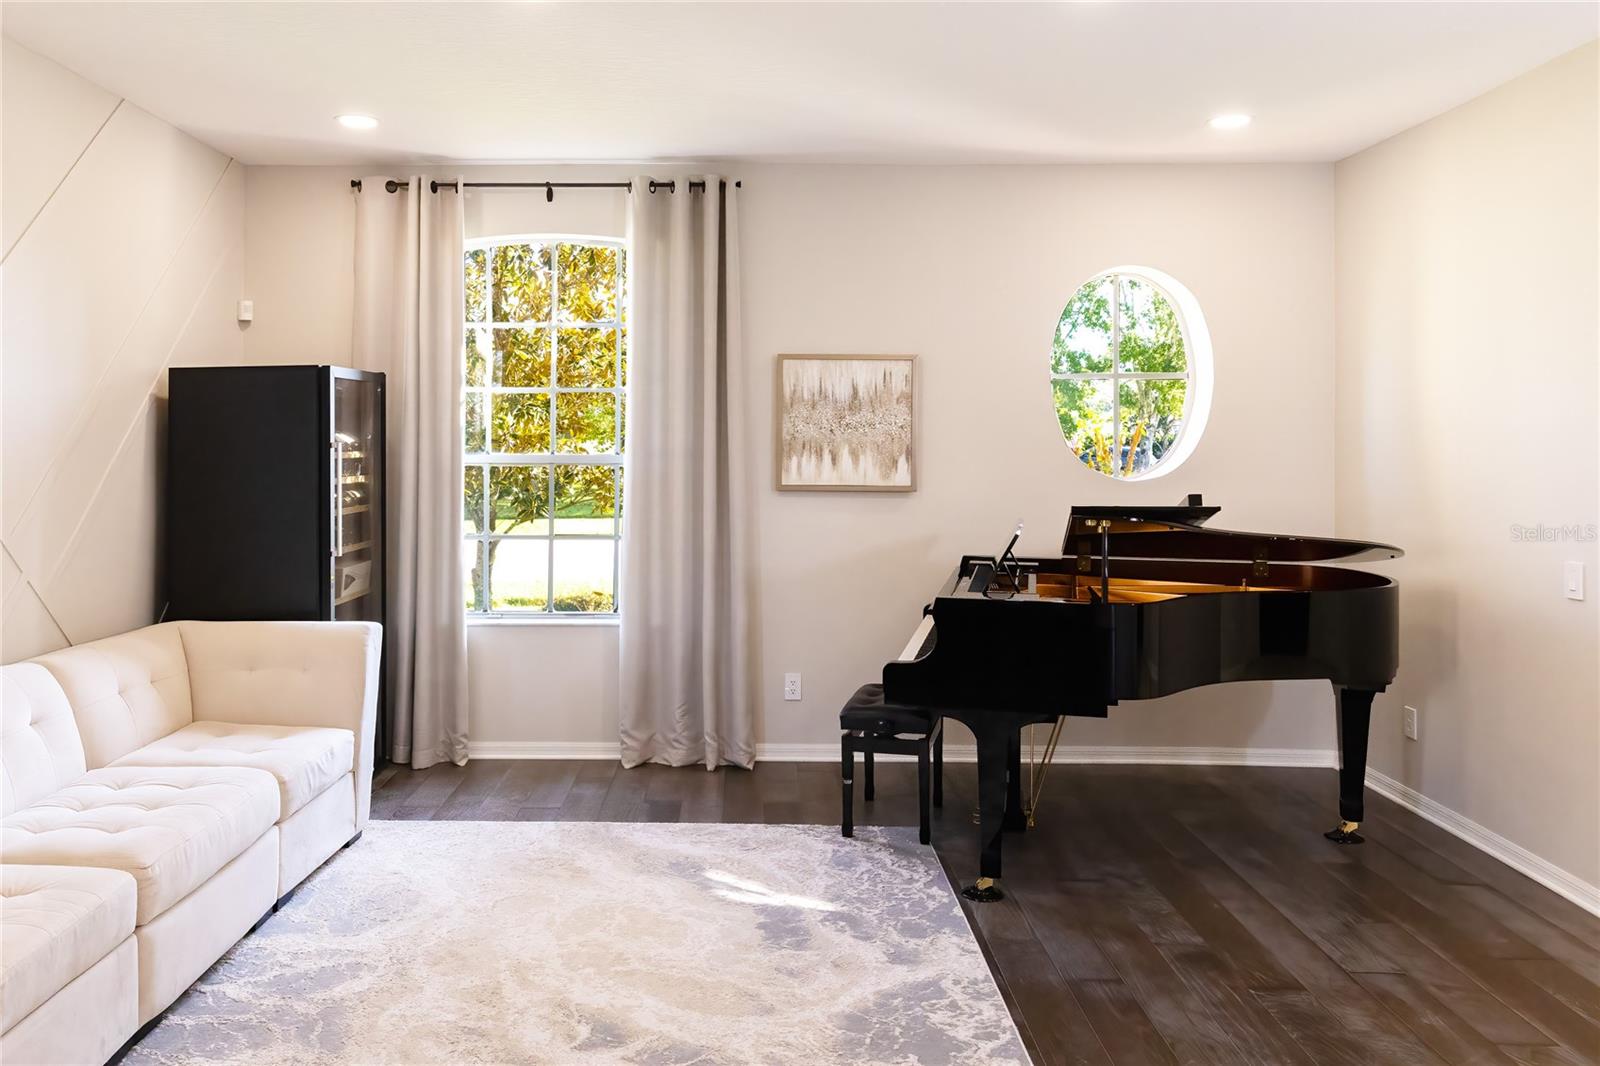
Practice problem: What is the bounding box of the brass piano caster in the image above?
[962,877,1005,903]
[1323,820,1364,845]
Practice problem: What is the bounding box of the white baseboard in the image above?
[466,741,1338,767]
[467,741,623,760]
[749,743,1339,767]
[1364,768,1600,917]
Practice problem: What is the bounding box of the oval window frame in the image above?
[1049,265,1213,481]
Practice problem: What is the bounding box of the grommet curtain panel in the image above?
[620,176,756,769]
[353,176,469,769]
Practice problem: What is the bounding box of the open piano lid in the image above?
[1062,495,1404,564]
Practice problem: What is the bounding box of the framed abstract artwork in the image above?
[775,354,916,492]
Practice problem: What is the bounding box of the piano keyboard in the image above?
[898,614,936,662]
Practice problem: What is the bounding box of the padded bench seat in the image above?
[840,682,937,735]
[0,765,280,924]
[112,721,354,817]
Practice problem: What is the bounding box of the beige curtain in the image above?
[352,176,468,768]
[620,177,755,769]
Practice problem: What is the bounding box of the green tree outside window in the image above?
[1051,272,1191,478]
[463,238,626,614]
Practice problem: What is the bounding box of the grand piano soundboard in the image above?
[881,496,1402,901]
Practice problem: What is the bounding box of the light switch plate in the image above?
[1565,561,1585,601]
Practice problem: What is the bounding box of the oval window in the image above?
[1049,267,1211,480]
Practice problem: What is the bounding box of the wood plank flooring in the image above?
[371,760,1600,1066]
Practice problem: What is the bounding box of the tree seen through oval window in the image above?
[1051,272,1191,479]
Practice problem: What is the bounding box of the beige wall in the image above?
[243,161,1339,754]
[1,37,246,662]
[1335,43,1600,887]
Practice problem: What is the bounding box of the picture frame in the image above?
[775,354,916,492]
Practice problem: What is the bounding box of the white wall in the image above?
[1,37,246,662]
[1336,43,1599,888]
[242,161,1339,754]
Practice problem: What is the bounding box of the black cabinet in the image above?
[167,364,387,685]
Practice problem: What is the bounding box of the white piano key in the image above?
[898,614,935,661]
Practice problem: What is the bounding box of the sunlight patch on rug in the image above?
[125,821,1030,1065]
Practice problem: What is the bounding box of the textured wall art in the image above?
[776,355,916,491]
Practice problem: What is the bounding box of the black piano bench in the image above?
[840,683,944,845]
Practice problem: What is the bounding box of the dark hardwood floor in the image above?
[371,759,1600,1066]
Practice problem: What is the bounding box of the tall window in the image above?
[462,237,626,616]
[1050,268,1209,480]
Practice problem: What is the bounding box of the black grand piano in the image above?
[881,496,1402,901]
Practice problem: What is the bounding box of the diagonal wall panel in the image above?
[1,548,24,612]
[7,160,244,587]
[33,234,246,643]
[2,47,244,662]
[0,579,69,662]
[1,37,120,258]
[2,101,229,533]
[39,405,166,643]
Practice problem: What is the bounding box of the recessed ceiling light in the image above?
[337,114,378,131]
[1209,113,1251,131]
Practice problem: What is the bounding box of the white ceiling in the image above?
[2,2,1595,166]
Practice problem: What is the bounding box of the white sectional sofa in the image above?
[0,620,381,1065]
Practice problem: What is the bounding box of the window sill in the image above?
[467,615,619,628]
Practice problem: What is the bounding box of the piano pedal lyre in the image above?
[1323,819,1364,845]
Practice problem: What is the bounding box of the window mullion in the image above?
[547,243,559,614]
[546,462,556,614]
[1111,275,1122,475]
[1053,372,1186,382]
[479,463,490,612]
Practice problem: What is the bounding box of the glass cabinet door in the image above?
[332,373,384,624]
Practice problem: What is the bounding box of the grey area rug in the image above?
[125,821,1030,1065]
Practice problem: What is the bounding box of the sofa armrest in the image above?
[177,620,381,826]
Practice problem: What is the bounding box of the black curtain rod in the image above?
[349,178,739,200]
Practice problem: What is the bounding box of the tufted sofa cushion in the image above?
[179,620,382,826]
[0,766,279,925]
[32,623,193,770]
[0,665,87,817]
[111,722,354,817]
[0,865,136,1033]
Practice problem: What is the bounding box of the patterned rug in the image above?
[124,821,1030,1065]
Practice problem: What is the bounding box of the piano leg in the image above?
[1004,730,1026,832]
[1325,686,1375,845]
[962,717,1013,902]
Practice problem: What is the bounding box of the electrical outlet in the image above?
[1403,705,1419,741]
[783,672,802,701]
